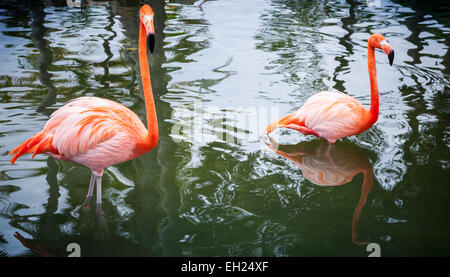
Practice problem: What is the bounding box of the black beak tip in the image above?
[388,50,394,66]
[147,33,155,54]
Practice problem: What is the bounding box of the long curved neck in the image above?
[139,21,158,150]
[367,45,379,126]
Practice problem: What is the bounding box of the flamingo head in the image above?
[140,5,155,53]
[369,33,394,66]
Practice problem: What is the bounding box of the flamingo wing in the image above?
[295,91,368,143]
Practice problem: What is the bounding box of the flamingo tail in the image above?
[9,132,56,164]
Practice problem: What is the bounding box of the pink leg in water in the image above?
[95,174,104,216]
[82,173,95,209]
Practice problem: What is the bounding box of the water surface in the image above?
[0,0,449,257]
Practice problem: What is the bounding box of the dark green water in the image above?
[0,0,449,257]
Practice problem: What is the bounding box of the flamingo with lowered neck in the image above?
[265,33,394,144]
[9,5,159,214]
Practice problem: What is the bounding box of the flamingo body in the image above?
[291,91,369,144]
[10,97,148,174]
[266,33,394,144]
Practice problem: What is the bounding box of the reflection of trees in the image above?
[331,0,357,93]
[0,0,46,105]
[397,0,450,199]
[0,0,60,256]
[163,1,235,96]
[95,7,117,90]
[392,0,450,255]
[29,1,57,115]
[254,0,329,92]
[396,0,450,75]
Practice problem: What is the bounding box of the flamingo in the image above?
[9,4,158,214]
[265,33,394,144]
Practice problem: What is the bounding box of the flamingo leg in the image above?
[324,143,332,157]
[82,173,96,209]
[96,174,104,215]
[87,172,95,197]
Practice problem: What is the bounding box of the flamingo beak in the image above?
[380,40,394,66]
[388,50,394,66]
[142,15,155,53]
[147,32,155,54]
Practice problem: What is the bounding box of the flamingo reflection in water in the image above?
[13,227,151,257]
[264,138,373,245]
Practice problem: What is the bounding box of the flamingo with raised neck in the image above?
[9,4,159,214]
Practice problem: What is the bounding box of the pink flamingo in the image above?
[9,5,158,213]
[265,33,394,144]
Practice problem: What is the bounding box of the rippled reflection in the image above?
[264,138,374,245]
